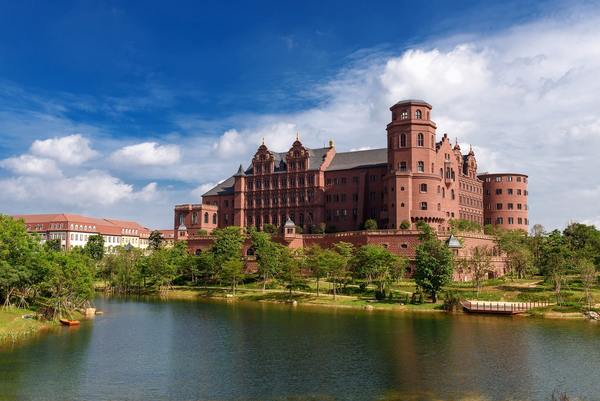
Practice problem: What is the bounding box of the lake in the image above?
[1,296,599,401]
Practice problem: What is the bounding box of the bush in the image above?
[363,219,378,231]
[442,291,463,312]
[197,229,208,236]
[399,220,411,230]
[262,224,277,234]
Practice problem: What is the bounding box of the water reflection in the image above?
[0,297,599,401]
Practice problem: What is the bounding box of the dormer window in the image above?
[415,110,422,119]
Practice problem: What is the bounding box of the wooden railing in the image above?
[461,300,550,313]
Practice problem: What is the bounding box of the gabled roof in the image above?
[326,148,387,171]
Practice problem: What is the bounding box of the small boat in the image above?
[59,318,80,326]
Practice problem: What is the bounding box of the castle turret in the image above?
[233,164,247,227]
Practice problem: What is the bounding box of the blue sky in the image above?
[1,0,599,229]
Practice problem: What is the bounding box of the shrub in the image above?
[399,220,411,230]
[364,219,378,231]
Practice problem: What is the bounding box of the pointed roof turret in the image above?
[453,137,461,151]
[234,164,246,177]
[468,144,475,156]
[446,235,462,249]
[284,216,296,228]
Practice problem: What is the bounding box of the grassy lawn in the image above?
[0,307,51,345]
[167,274,599,317]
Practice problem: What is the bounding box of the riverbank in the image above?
[0,308,52,345]
[162,285,444,313]
[159,278,598,320]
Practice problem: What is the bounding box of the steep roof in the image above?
[326,148,387,171]
[202,175,236,197]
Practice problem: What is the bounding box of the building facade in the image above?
[174,100,528,236]
[14,213,151,251]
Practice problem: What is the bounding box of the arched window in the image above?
[417,133,424,147]
[415,110,422,119]
[204,212,209,224]
[417,161,424,172]
[400,134,406,147]
[420,183,427,192]
[212,213,217,224]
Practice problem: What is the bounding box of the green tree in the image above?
[39,250,95,319]
[579,258,596,310]
[497,228,533,278]
[278,247,306,299]
[306,246,328,296]
[540,230,571,304]
[414,236,454,303]
[352,244,405,298]
[399,220,411,230]
[249,229,281,291]
[363,219,378,231]
[220,258,244,295]
[0,216,44,307]
[211,227,244,267]
[149,230,163,251]
[44,239,62,252]
[84,234,105,261]
[147,248,178,293]
[449,219,482,233]
[463,246,492,296]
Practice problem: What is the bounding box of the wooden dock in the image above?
[460,300,550,315]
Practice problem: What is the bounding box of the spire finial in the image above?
[262,137,265,145]
[296,131,300,141]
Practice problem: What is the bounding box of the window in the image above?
[204,212,209,224]
[420,183,427,192]
[417,133,424,147]
[495,176,502,182]
[508,189,513,195]
[212,214,217,224]
[401,110,408,119]
[517,203,522,210]
[508,203,514,210]
[399,161,407,171]
[417,161,424,172]
[451,190,455,200]
[192,212,198,224]
[496,203,503,210]
[508,217,514,224]
[517,189,522,195]
[420,202,428,210]
[495,188,502,195]
[416,110,422,119]
[400,134,406,147]
[518,217,523,224]
[496,217,504,224]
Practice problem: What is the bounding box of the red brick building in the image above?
[175,100,528,236]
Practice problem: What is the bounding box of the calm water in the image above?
[1,297,600,401]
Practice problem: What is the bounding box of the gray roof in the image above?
[202,175,236,197]
[393,99,432,108]
[326,148,387,171]
[202,147,389,198]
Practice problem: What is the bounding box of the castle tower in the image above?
[233,164,247,227]
[385,100,442,229]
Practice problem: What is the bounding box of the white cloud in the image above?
[0,154,62,177]
[0,170,158,206]
[111,142,181,166]
[212,129,247,158]
[30,134,98,165]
